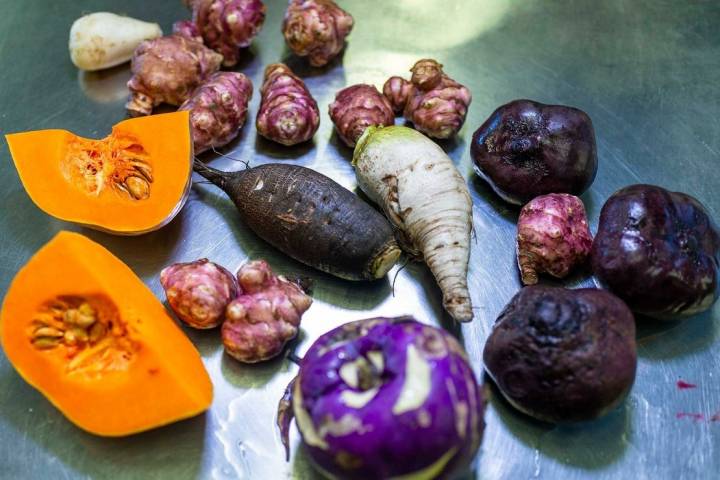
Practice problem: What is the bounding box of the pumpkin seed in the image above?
[32,337,61,349]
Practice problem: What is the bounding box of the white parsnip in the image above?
[352,126,474,322]
[69,12,162,71]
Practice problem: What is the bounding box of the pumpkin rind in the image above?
[0,231,213,436]
[5,112,193,235]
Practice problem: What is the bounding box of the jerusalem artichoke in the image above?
[190,0,266,67]
[353,126,474,322]
[517,194,593,285]
[256,63,320,146]
[69,12,162,71]
[172,19,202,42]
[178,71,253,154]
[125,35,222,117]
[282,0,354,67]
[222,260,312,363]
[382,59,471,139]
[160,258,239,329]
[328,84,394,147]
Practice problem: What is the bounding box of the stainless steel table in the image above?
[1,1,718,478]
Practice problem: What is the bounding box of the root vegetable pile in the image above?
[193,161,401,280]
[178,71,253,153]
[185,0,266,67]
[282,0,354,67]
[516,193,593,285]
[329,84,394,147]
[160,258,312,363]
[256,63,320,146]
[353,126,474,322]
[159,258,238,329]
[69,12,162,71]
[383,59,472,139]
[471,99,598,205]
[277,316,484,478]
[483,286,637,423]
[125,34,222,116]
[592,184,720,319]
[222,260,312,363]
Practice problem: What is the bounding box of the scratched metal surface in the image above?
[0,0,719,478]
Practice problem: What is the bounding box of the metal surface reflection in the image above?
[0,0,718,479]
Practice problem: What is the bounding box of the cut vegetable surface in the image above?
[0,231,213,436]
[193,161,400,280]
[353,126,474,321]
[277,316,485,479]
[5,112,193,235]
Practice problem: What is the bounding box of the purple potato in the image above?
[483,286,636,423]
[277,316,484,479]
[471,99,598,205]
[592,184,719,319]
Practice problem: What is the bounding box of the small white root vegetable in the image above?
[353,125,474,322]
[69,12,162,71]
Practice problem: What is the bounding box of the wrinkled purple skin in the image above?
[172,19,202,42]
[328,84,394,147]
[256,63,320,146]
[471,99,598,205]
[222,259,312,363]
[192,0,266,67]
[591,184,720,319]
[178,71,253,154]
[517,193,593,285]
[483,286,637,423]
[278,316,484,479]
[159,258,238,329]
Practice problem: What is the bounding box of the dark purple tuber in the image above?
[483,286,637,423]
[471,99,598,205]
[591,184,719,319]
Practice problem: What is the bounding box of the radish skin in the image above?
[69,13,162,71]
[353,126,474,321]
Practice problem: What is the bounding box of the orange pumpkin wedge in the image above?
[0,231,213,436]
[5,111,192,235]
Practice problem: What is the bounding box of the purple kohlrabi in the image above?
[277,316,484,479]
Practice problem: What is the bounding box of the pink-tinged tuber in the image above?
[517,193,593,285]
[382,76,412,114]
[328,84,394,147]
[125,35,222,116]
[178,71,253,154]
[256,63,320,146]
[160,258,239,329]
[382,59,472,139]
[172,19,202,42]
[282,0,354,67]
[222,260,312,363]
[190,0,266,67]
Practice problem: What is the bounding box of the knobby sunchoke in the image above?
[172,19,202,42]
[160,258,239,329]
[125,34,222,116]
[517,193,593,285]
[382,59,472,139]
[256,63,320,146]
[222,260,312,363]
[178,71,253,154]
[191,0,266,67]
[282,0,354,67]
[329,84,394,147]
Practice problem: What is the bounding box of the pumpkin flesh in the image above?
[0,231,213,436]
[5,111,192,234]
